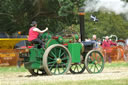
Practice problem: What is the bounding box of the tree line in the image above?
[0,0,128,39]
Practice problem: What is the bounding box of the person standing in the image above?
[102,36,116,63]
[92,35,97,41]
[91,35,99,49]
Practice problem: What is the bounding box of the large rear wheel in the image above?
[43,44,71,75]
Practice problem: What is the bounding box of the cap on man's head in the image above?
[31,21,37,26]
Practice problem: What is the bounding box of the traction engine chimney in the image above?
[79,8,85,41]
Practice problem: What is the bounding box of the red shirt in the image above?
[28,27,39,41]
[102,40,116,49]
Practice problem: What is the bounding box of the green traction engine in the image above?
[19,32,104,75]
[19,10,104,75]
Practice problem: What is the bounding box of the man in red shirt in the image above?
[28,21,48,47]
[102,36,116,63]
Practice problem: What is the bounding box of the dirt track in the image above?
[0,67,128,85]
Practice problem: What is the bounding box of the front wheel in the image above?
[85,50,104,73]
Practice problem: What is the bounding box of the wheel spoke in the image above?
[89,56,95,63]
[61,62,67,65]
[51,51,57,58]
[54,48,57,56]
[60,52,65,58]
[88,58,95,64]
[89,64,94,70]
[54,65,57,74]
[58,65,60,74]
[48,61,56,65]
[97,55,100,59]
[59,48,62,58]
[92,55,96,61]
[61,62,68,67]
[36,70,39,74]
[92,61,95,64]
[49,63,55,70]
[62,57,68,60]
[48,56,55,60]
[97,63,102,67]
[94,66,96,72]
[76,65,79,72]
[94,53,96,60]
[60,63,65,69]
[92,53,96,61]
[74,65,77,71]
[97,56,100,62]
[79,64,83,69]
[62,64,65,71]
[95,65,99,72]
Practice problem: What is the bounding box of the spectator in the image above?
[125,38,128,46]
[92,34,97,41]
[91,35,99,49]
[102,36,116,63]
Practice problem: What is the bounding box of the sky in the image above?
[85,0,128,15]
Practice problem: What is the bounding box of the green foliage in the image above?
[58,0,85,16]
[0,0,85,34]
[84,12,128,39]
[0,0,128,39]
[0,0,32,33]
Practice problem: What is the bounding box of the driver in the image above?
[28,21,48,46]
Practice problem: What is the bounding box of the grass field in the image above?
[0,62,128,85]
[0,66,27,73]
[105,61,128,68]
